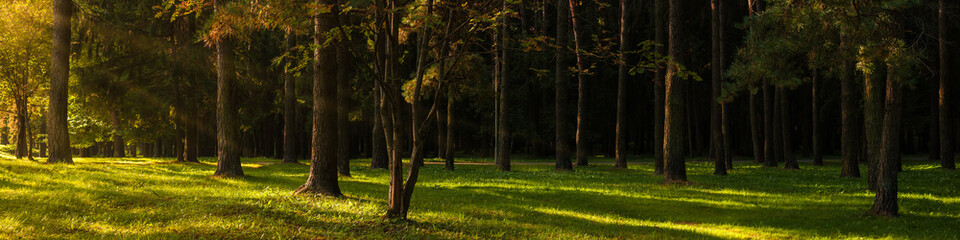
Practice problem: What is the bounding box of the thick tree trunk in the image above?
[812,72,823,165]
[48,0,73,164]
[555,0,572,171]
[781,89,799,169]
[663,0,687,182]
[613,0,628,169]
[653,0,666,175]
[570,0,588,167]
[213,25,243,176]
[939,0,955,169]
[295,0,342,196]
[183,106,199,162]
[870,66,902,217]
[841,67,861,177]
[762,81,776,167]
[864,72,884,191]
[710,0,726,175]
[496,0,512,171]
[15,98,28,159]
[283,29,299,164]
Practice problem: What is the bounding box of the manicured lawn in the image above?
[0,155,957,239]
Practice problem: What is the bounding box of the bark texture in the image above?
[48,0,73,164]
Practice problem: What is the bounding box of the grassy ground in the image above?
[0,154,957,239]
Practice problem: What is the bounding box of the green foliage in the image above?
[0,156,957,239]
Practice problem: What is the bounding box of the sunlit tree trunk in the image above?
[496,0,512,171]
[614,0,628,169]
[48,0,73,164]
[295,0,342,195]
[570,0,588,166]
[213,0,244,177]
[663,0,687,182]
[15,97,28,159]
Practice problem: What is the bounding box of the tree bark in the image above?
[939,0,955,170]
[781,88,799,169]
[295,0,342,196]
[15,97,28,159]
[773,87,784,164]
[212,0,244,177]
[710,0,726,175]
[840,67,861,177]
[870,66,902,217]
[763,81,776,167]
[48,0,73,164]
[496,0,512,171]
[555,0,572,171]
[337,17,354,176]
[445,84,455,171]
[663,0,687,182]
[614,0,628,169]
[653,0,666,175]
[570,0,588,167]
[750,93,762,163]
[864,71,884,191]
[112,108,125,158]
[283,29,299,164]
[812,72,823,165]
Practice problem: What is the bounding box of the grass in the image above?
[0,153,958,239]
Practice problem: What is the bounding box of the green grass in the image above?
[0,154,958,239]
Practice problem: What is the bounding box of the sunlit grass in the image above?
[0,154,957,239]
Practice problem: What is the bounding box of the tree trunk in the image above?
[763,81,776,167]
[841,66,861,177]
[48,0,73,164]
[39,114,47,158]
[749,93,762,163]
[570,0,588,167]
[864,71,884,191]
[663,0,687,182]
[710,0,726,175]
[445,84,455,171]
[653,0,666,176]
[496,0,512,171]
[337,19,354,176]
[870,65,902,217]
[614,0,628,169]
[15,97,28,159]
[939,0,955,169]
[283,29,299,164]
[555,0,572,171]
[212,0,244,176]
[371,83,388,169]
[295,0,342,196]
[812,72,823,165]
[781,88,799,169]
[773,88,784,164]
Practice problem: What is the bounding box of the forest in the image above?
[0,0,958,238]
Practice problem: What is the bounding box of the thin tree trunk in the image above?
[763,81,776,167]
[939,0,955,169]
[614,0,628,169]
[841,65,861,177]
[337,16,354,176]
[112,108,125,157]
[555,0,572,171]
[48,0,73,164]
[663,0,687,182]
[653,0,666,175]
[812,72,823,165]
[283,29,299,164]
[773,88,783,164]
[782,89,798,169]
[496,0,512,171]
[295,0,342,195]
[710,0,726,175]
[570,0,588,166]
[15,98,28,159]
[445,84,455,171]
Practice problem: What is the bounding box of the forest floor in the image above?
[0,154,958,239]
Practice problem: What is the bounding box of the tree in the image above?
[812,71,823,165]
[939,0,955,170]
[663,0,686,182]
[840,65,860,177]
[570,0,588,167]
[48,0,73,164]
[555,0,573,171]
[614,0,628,169]
[710,0,726,175]
[870,61,903,216]
[652,0,665,175]
[496,0,511,172]
[295,0,342,196]
[213,0,244,177]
